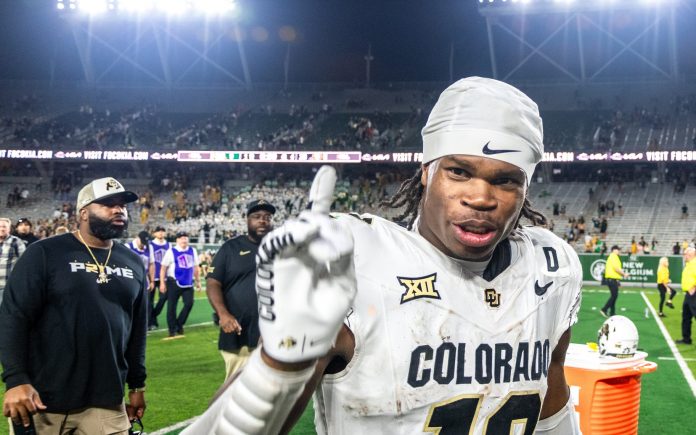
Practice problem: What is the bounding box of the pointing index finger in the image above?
[308,166,336,215]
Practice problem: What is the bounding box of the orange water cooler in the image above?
[563,343,657,435]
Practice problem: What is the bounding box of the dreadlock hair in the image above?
[379,167,424,230]
[515,197,548,228]
[380,167,549,230]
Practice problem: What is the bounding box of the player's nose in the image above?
[458,179,496,211]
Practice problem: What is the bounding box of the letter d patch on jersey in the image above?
[398,273,440,304]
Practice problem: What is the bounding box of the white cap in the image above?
[76,177,138,210]
[421,77,543,185]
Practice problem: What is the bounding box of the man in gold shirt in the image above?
[601,245,629,318]
[677,247,696,345]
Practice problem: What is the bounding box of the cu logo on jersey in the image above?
[484,288,501,308]
[398,273,440,304]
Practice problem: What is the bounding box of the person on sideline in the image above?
[0,217,25,306]
[127,231,156,308]
[657,256,675,316]
[677,247,696,345]
[0,177,147,433]
[160,232,201,338]
[206,200,275,379]
[148,226,170,330]
[600,245,629,318]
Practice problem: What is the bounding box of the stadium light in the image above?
[80,0,108,15]
[56,0,238,17]
[197,0,236,15]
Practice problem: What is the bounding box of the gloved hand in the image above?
[256,166,356,363]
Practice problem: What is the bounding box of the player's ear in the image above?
[420,164,429,188]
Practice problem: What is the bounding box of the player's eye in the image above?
[446,167,470,178]
[495,177,520,185]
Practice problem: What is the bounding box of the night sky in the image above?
[0,0,693,84]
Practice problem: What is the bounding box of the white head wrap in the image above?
[421,77,543,185]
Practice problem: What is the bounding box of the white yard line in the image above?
[641,291,696,397]
[148,321,214,334]
[145,416,198,435]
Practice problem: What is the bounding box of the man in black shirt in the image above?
[0,177,147,434]
[207,199,275,379]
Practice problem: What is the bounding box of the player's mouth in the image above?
[453,221,498,248]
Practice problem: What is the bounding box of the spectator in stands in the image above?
[677,248,696,345]
[682,203,689,219]
[600,217,608,238]
[13,218,39,246]
[0,218,26,305]
[599,241,608,256]
[54,226,69,235]
[206,200,275,380]
[601,245,629,318]
[630,238,638,255]
[674,242,682,255]
[160,232,201,339]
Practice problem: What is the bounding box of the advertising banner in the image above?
[579,254,684,287]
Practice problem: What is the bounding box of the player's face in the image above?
[84,200,129,240]
[247,211,273,241]
[419,155,526,261]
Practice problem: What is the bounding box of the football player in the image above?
[182,77,582,435]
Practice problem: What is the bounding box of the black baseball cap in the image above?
[154,225,166,232]
[247,199,276,215]
[175,231,189,239]
[16,218,32,227]
[611,245,621,251]
[137,231,150,244]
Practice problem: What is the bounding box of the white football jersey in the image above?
[314,213,582,435]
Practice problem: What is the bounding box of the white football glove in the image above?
[256,166,356,363]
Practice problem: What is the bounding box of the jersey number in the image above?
[424,392,541,435]
[543,247,559,272]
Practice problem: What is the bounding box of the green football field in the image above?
[2,287,695,434]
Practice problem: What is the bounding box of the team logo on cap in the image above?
[398,273,440,304]
[482,141,520,155]
[105,178,122,191]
